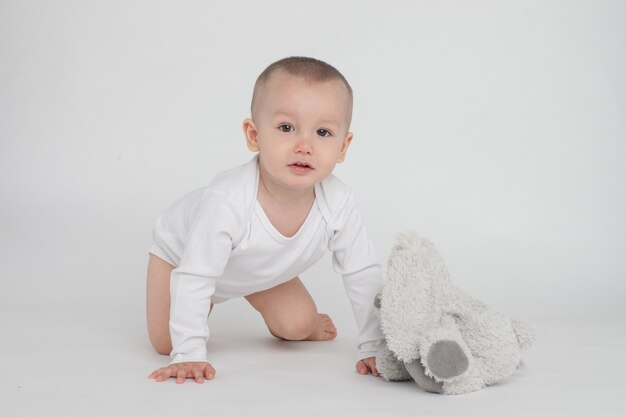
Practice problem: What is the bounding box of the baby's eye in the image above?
[317,129,332,137]
[278,124,293,133]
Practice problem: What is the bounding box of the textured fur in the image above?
[376,233,536,394]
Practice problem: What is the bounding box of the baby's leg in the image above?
[146,254,175,354]
[245,277,337,341]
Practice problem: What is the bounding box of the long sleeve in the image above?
[327,191,385,361]
[166,189,244,365]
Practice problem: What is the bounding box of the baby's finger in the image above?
[363,359,379,376]
[356,361,367,375]
[155,367,173,382]
[192,369,204,384]
[176,368,187,384]
[148,367,167,379]
[150,368,165,381]
[204,364,216,380]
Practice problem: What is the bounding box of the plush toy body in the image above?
[375,234,536,394]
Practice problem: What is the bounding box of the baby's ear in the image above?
[337,131,353,163]
[242,118,259,152]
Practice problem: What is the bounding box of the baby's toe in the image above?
[322,314,338,340]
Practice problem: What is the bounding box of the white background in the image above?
[1,1,625,416]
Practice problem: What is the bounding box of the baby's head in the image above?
[250,56,353,128]
[243,57,355,192]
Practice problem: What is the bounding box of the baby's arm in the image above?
[149,188,243,382]
[327,189,386,368]
[148,261,219,383]
[168,267,217,364]
[343,264,386,368]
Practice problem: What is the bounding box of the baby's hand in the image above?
[148,361,216,384]
[356,357,379,377]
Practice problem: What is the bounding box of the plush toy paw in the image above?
[376,345,412,381]
[404,360,444,393]
[426,340,469,380]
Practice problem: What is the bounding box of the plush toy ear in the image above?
[380,232,451,362]
[394,231,422,252]
[374,293,382,309]
[511,319,537,350]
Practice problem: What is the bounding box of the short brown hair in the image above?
[250,56,353,124]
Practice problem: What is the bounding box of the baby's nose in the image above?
[294,135,314,154]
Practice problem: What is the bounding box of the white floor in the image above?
[2,303,625,417]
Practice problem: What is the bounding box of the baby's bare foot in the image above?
[305,313,337,341]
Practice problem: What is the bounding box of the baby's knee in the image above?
[272,309,318,341]
[149,335,172,356]
[154,345,172,356]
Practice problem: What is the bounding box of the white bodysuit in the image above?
[149,155,384,365]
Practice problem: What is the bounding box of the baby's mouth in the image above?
[288,161,315,172]
[289,161,314,169]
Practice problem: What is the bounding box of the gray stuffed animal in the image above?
[375,233,536,394]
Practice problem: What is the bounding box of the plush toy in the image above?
[375,233,536,394]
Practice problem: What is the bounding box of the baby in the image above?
[147,56,384,383]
